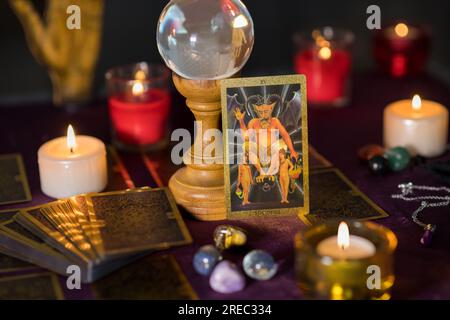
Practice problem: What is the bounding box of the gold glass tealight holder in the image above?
[294,220,397,300]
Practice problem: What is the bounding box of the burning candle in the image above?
[374,22,430,77]
[294,27,353,106]
[38,125,107,199]
[106,63,171,151]
[316,222,376,260]
[384,94,448,157]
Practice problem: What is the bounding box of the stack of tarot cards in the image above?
[0,187,192,283]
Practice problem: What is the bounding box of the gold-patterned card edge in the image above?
[16,206,91,264]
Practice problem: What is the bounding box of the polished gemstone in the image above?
[193,245,222,276]
[385,147,411,171]
[213,225,247,250]
[357,144,385,161]
[209,261,246,294]
[368,155,389,175]
[242,250,278,281]
[420,224,436,247]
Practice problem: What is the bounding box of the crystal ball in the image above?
[156,0,254,80]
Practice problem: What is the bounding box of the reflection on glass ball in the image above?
[156,0,254,80]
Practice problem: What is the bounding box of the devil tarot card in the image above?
[221,75,309,218]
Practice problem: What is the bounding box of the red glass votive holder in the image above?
[106,63,171,152]
[294,27,354,107]
[374,22,430,78]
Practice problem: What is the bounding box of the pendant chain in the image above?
[391,182,450,245]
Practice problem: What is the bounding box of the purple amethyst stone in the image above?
[209,261,246,294]
[420,226,435,247]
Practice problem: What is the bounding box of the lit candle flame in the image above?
[394,23,409,38]
[132,82,144,96]
[318,46,332,60]
[134,70,146,81]
[67,125,76,153]
[412,94,422,111]
[337,222,350,250]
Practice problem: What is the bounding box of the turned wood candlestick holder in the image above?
[169,73,227,221]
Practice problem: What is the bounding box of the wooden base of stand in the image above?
[168,73,227,221]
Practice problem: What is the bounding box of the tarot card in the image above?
[0,209,48,247]
[0,209,18,224]
[301,168,389,225]
[0,248,37,273]
[85,188,192,259]
[0,154,32,205]
[0,273,63,299]
[92,255,197,299]
[221,75,309,218]
[15,206,92,266]
[0,218,144,283]
[39,200,100,262]
[0,209,36,272]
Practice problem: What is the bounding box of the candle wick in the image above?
[70,147,74,154]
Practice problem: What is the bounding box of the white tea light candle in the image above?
[316,222,376,259]
[384,95,448,157]
[38,125,107,199]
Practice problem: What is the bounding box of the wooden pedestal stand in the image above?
[169,73,227,221]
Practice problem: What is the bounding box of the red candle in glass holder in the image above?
[108,85,170,145]
[293,27,353,107]
[106,63,171,151]
[374,23,430,78]
[295,47,351,104]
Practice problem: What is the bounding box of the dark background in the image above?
[0,0,449,104]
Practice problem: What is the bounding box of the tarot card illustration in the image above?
[221,75,309,218]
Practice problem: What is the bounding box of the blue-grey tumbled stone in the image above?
[193,245,222,276]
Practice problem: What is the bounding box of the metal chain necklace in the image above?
[391,182,450,246]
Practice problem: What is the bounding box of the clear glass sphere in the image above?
[156,0,254,80]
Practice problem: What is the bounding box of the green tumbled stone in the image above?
[385,147,411,171]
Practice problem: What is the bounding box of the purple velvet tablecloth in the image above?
[0,72,449,299]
